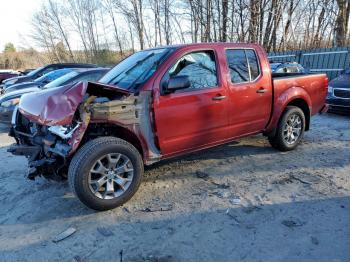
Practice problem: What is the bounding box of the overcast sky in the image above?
[0,0,44,50]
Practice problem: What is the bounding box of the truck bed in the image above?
[272,73,328,116]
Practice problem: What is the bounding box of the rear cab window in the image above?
[225,49,261,84]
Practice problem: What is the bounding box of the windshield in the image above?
[99,48,174,90]
[27,66,45,77]
[34,69,73,83]
[44,71,79,88]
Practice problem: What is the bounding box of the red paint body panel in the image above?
[265,74,328,132]
[19,82,88,126]
[225,46,273,137]
[150,43,327,160]
[152,45,229,155]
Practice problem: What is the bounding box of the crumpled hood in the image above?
[18,81,131,126]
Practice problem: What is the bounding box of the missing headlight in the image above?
[48,123,81,139]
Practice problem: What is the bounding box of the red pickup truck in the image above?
[9,43,328,210]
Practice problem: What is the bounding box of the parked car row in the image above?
[0,63,97,89]
[0,63,110,126]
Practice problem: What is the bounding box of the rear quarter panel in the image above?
[266,74,327,131]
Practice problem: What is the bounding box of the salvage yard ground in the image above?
[0,114,349,262]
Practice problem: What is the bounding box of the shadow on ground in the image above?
[0,196,349,262]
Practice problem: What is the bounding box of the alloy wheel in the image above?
[88,153,134,199]
[283,113,302,145]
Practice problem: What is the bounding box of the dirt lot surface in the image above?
[0,113,349,262]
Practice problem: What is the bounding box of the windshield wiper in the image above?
[110,52,156,86]
[129,50,170,91]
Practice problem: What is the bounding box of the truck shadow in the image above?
[143,135,350,183]
[0,195,349,261]
[0,136,348,226]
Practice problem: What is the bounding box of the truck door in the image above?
[225,49,272,136]
[153,50,229,156]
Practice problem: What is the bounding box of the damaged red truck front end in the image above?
[9,81,160,180]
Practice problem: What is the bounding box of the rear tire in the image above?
[268,106,305,151]
[68,137,143,211]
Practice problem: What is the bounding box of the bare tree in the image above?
[28,0,350,63]
[335,0,350,46]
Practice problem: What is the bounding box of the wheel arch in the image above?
[265,87,312,136]
[82,123,145,159]
[286,98,310,131]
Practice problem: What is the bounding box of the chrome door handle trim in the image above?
[212,95,227,100]
[256,88,267,93]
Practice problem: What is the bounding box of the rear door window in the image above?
[226,49,261,83]
[226,50,250,83]
[245,50,260,80]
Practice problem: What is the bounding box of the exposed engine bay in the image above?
[8,81,160,180]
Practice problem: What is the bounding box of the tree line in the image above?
[2,0,350,68]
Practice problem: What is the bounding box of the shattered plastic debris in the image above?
[273,172,321,185]
[213,191,231,198]
[290,173,321,185]
[225,209,240,224]
[52,227,77,243]
[211,181,230,189]
[48,124,81,140]
[122,207,130,213]
[141,204,173,212]
[195,171,209,179]
[97,227,114,237]
[144,255,173,262]
[281,218,305,228]
[230,197,241,205]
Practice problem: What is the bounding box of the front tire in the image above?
[68,137,143,211]
[268,106,305,151]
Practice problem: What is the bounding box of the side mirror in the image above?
[165,75,191,93]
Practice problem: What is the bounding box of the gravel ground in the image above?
[0,113,349,262]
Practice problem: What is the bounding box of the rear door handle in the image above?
[256,88,267,94]
[212,95,226,101]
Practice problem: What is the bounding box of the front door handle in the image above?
[212,95,226,101]
[256,88,268,94]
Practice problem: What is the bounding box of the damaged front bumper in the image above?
[8,105,83,180]
[8,144,56,180]
[8,81,162,180]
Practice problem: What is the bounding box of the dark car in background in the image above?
[1,63,97,89]
[270,62,306,74]
[327,68,350,114]
[0,70,20,84]
[20,69,34,75]
[0,68,109,126]
[3,68,74,94]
